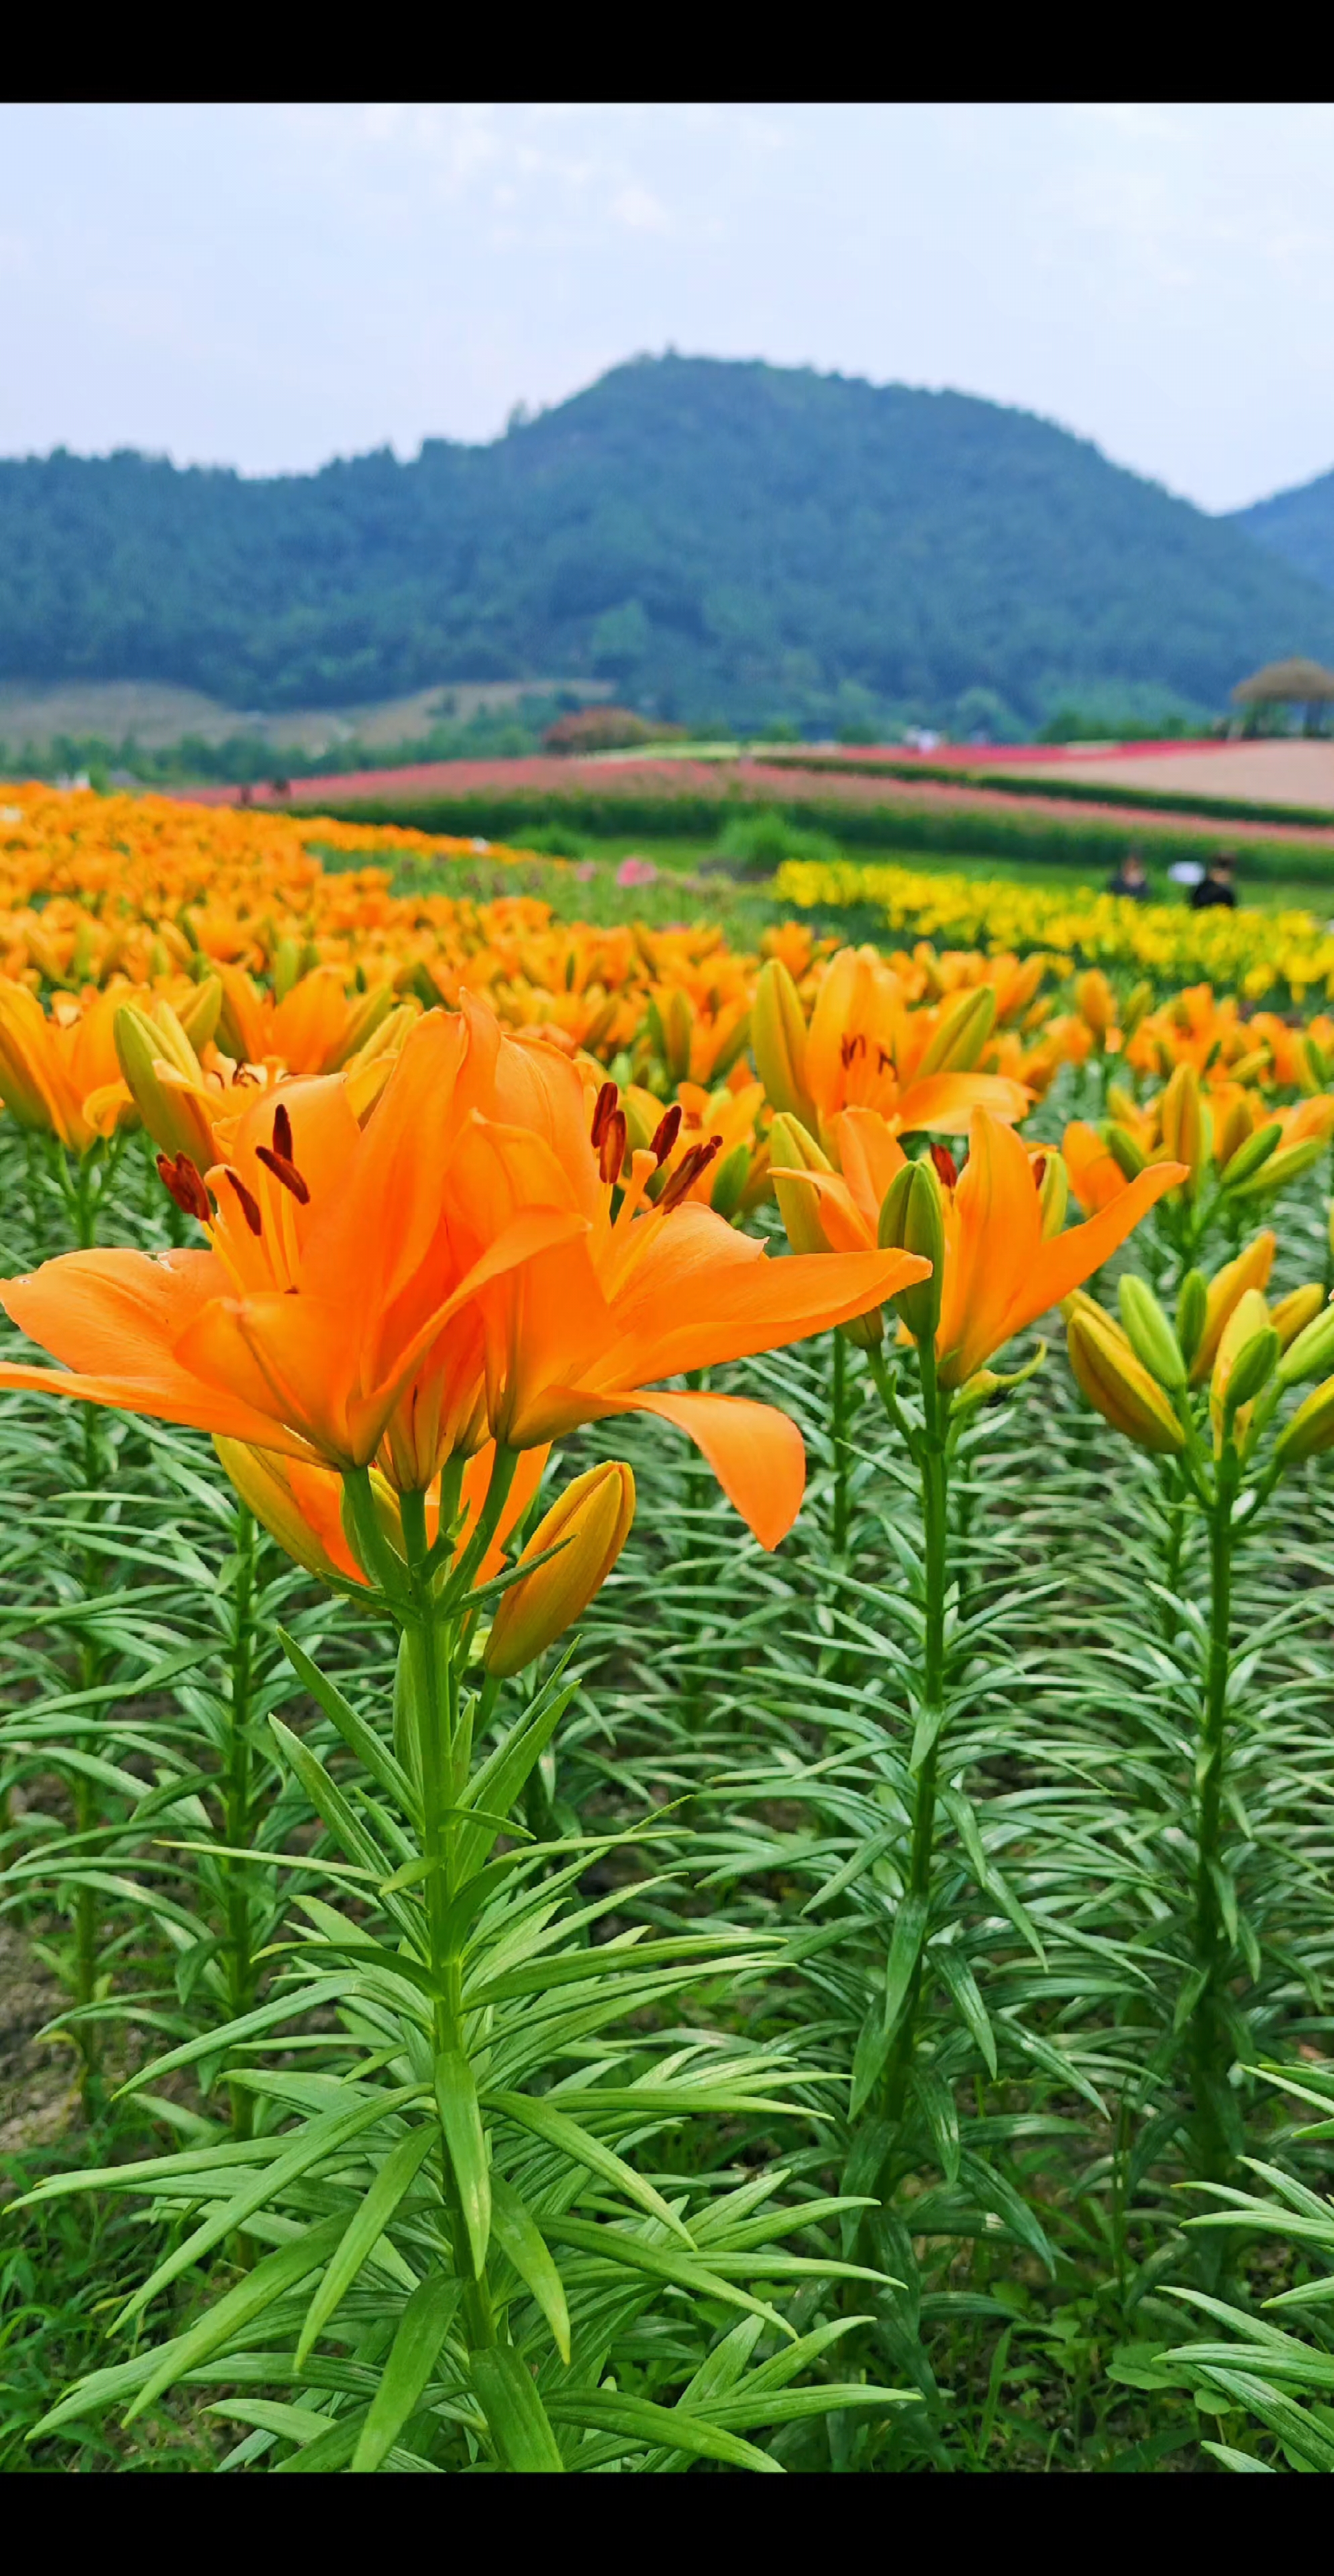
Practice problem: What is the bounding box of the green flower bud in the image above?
[878,1158,944,1342]
[1118,1274,1187,1391]
[1176,1268,1208,1369]
[1219,1121,1281,1189]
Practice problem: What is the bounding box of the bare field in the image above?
[0,676,612,755]
[997,739,1334,811]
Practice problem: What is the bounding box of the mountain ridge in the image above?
[4,352,1333,731]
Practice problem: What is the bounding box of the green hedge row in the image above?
[317,789,1334,886]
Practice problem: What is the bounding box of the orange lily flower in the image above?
[754,947,1029,1144]
[773,1105,1187,1389]
[0,981,128,1153]
[0,1000,927,1550]
[214,961,395,1074]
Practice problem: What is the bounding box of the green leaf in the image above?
[850,2000,893,2121]
[110,1972,358,2101]
[277,1625,421,1824]
[470,2346,566,2472]
[912,2063,961,2184]
[931,1941,998,2078]
[542,2214,792,2340]
[882,1890,929,2036]
[352,2272,462,2474]
[119,2088,423,2344]
[489,2172,571,2363]
[296,2121,439,2367]
[119,2215,347,2425]
[268,1715,396,1888]
[544,2387,779,2473]
[435,2049,491,2275]
[1174,1962,1211,2032]
[486,2088,695,2243]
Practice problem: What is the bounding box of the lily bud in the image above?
[1189,1230,1276,1385]
[1300,1034,1329,1092]
[1276,1290,1334,1385]
[1275,1375,1334,1468]
[878,1157,944,1342]
[917,983,996,1077]
[1176,1268,1207,1370]
[484,1462,635,1677]
[1066,1305,1185,1454]
[1037,1151,1068,1238]
[1076,969,1115,1040]
[1221,1326,1280,1417]
[770,1113,837,1256]
[325,980,394,1072]
[173,975,222,1054]
[1121,981,1153,1042]
[1118,1274,1187,1391]
[213,1438,362,1587]
[752,957,815,1129]
[1213,1092,1256,1171]
[1219,1120,1281,1189]
[709,1139,753,1222]
[1106,1124,1146,1182]
[1227,1134,1327,1201]
[113,1005,214,1164]
[1211,1288,1278,1446]
[1159,1063,1207,1199]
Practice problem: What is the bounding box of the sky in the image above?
[2,101,1333,513]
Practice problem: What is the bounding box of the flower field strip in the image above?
[3,775,1334,2471]
[181,753,1334,881]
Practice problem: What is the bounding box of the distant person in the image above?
[1190,853,1238,912]
[1107,850,1150,902]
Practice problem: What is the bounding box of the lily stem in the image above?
[224,1501,258,2151]
[401,1497,497,2353]
[831,1329,850,1554]
[880,1340,950,2129]
[1190,1446,1238,2186]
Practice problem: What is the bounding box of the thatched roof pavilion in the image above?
[1232,655,1334,704]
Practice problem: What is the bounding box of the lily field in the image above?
[3,782,1334,2474]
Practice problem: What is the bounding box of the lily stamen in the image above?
[650,1103,682,1166]
[223,1169,263,1236]
[156,1151,211,1222]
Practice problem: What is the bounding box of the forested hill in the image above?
[1231,470,1334,598]
[4,354,1333,733]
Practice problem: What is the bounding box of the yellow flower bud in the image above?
[1037,1150,1068,1238]
[325,980,394,1072]
[1121,981,1153,1042]
[1189,1231,1276,1385]
[1076,969,1115,1040]
[1276,1289,1334,1384]
[752,957,815,1129]
[917,983,997,1077]
[176,975,223,1055]
[1066,1304,1186,1454]
[770,1113,837,1256]
[1214,1093,1256,1173]
[485,1461,635,1677]
[1159,1063,1208,1199]
[213,1438,361,1587]
[1210,1288,1278,1450]
[1275,1374,1334,1468]
[113,1004,215,1165]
